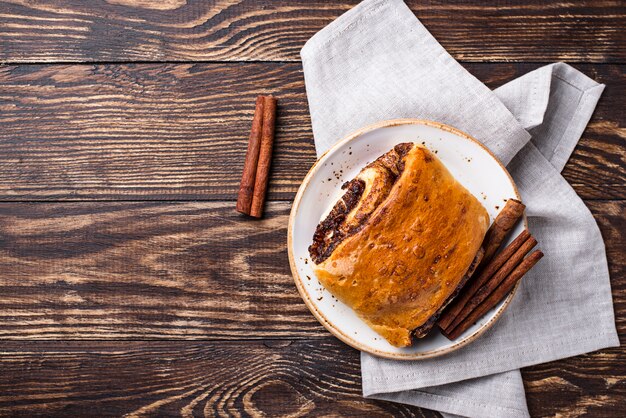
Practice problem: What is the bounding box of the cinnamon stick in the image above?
[444,234,537,333]
[249,96,277,218]
[444,250,544,340]
[480,199,526,266]
[236,96,265,215]
[437,229,530,330]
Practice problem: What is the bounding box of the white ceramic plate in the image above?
[288,119,524,359]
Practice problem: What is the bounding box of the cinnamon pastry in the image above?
[309,143,488,347]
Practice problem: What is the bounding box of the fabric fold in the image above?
[300,1,619,416]
[366,369,529,418]
[301,0,531,165]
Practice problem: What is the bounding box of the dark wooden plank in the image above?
[0,339,436,417]
[0,201,322,339]
[0,62,623,201]
[0,200,622,340]
[523,348,626,418]
[0,0,624,63]
[0,339,623,418]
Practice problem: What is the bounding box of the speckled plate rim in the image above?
[288,118,525,360]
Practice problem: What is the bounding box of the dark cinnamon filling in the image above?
[308,143,413,264]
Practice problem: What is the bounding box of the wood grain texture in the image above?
[0,340,623,418]
[1,3,624,415]
[1,0,624,63]
[0,200,622,340]
[0,62,623,201]
[0,339,435,417]
[0,201,317,339]
[523,348,626,418]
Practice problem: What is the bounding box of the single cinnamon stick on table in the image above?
[480,198,526,267]
[444,234,538,333]
[437,229,531,330]
[236,96,265,215]
[444,250,544,340]
[249,96,277,218]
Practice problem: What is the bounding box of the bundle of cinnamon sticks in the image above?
[437,198,544,340]
[236,95,278,218]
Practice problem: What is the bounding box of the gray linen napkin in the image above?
[300,0,619,417]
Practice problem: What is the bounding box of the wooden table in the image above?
[0,1,623,416]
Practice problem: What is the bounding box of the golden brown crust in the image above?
[312,144,489,347]
[413,246,484,338]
